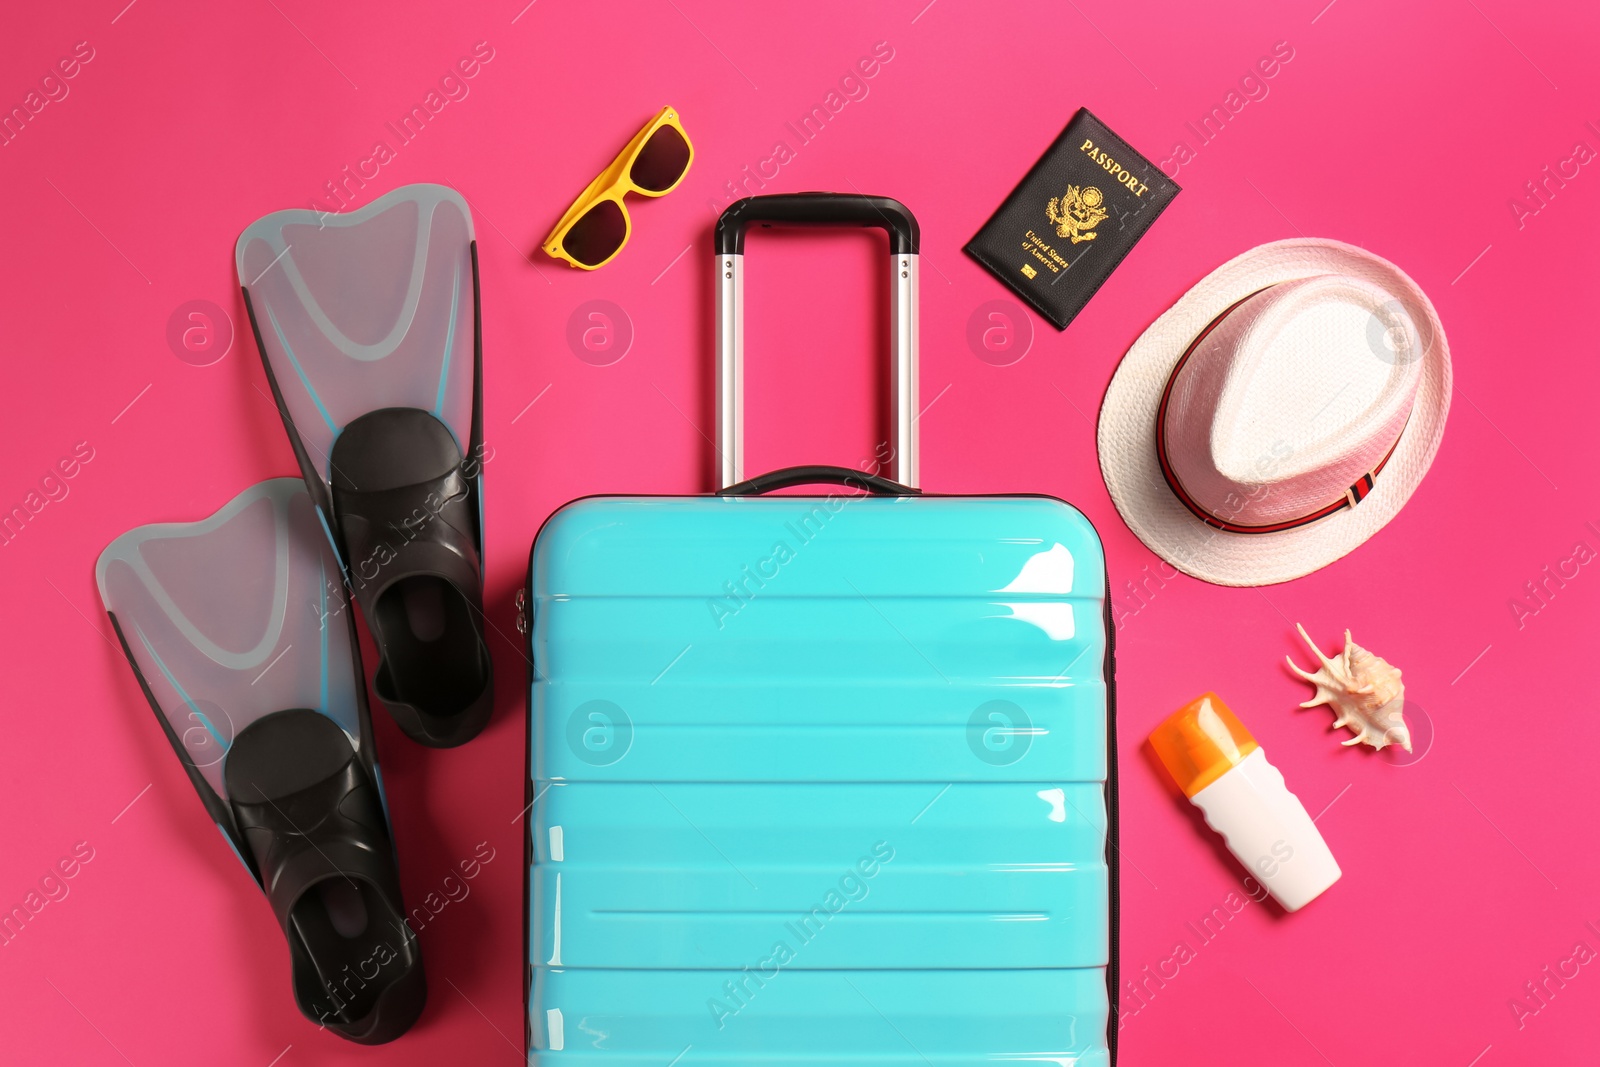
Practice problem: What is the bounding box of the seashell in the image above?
[1286,624,1410,752]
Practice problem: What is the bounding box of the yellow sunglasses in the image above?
[542,106,694,269]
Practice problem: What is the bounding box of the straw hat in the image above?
[1097,239,1450,586]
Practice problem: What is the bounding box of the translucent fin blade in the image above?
[236,184,477,486]
[96,479,364,801]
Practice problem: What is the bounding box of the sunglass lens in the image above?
[562,199,627,266]
[630,125,691,192]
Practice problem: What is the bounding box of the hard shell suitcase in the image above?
[524,193,1118,1065]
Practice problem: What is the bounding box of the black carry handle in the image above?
[714,193,920,256]
[719,464,919,497]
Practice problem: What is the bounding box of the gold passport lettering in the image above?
[1079,138,1149,197]
[1022,230,1067,273]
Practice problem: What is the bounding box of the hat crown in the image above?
[1100,237,1452,586]
[1162,274,1423,526]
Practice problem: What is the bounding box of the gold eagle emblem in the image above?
[1047,185,1109,244]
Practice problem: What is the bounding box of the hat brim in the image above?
[1097,238,1451,587]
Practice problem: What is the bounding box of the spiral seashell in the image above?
[1287,624,1410,752]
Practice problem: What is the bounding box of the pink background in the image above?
[3,0,1598,1063]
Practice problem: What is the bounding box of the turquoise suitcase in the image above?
[523,194,1117,1065]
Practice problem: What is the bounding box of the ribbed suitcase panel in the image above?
[530,969,1110,1066]
[536,597,1102,684]
[532,496,1102,600]
[535,672,1107,783]
[530,782,1107,970]
[529,496,1110,1063]
[530,783,1108,863]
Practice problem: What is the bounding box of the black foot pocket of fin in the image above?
[330,408,494,748]
[224,709,426,1043]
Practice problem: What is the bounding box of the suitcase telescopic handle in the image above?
[714,193,921,490]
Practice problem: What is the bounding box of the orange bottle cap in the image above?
[1149,692,1260,798]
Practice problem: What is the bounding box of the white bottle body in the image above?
[1189,748,1340,911]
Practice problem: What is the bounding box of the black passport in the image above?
[964,108,1179,330]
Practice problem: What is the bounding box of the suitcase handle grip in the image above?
[718,464,919,497]
[713,193,919,255]
[715,193,920,491]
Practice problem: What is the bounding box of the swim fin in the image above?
[236,184,492,748]
[96,479,426,1043]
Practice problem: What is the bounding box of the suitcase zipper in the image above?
[519,571,533,1055]
[1103,575,1120,1065]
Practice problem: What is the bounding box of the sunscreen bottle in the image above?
[1149,692,1340,911]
